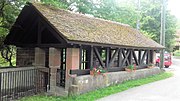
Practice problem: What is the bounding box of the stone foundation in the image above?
[69,67,163,95]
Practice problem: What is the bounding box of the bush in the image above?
[173,50,180,56]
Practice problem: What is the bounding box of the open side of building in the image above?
[4,2,164,96]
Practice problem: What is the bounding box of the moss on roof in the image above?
[31,3,163,48]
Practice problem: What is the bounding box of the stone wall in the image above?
[16,47,35,67]
[69,67,163,95]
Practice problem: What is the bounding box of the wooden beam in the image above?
[79,46,82,69]
[132,50,139,65]
[94,47,105,68]
[106,48,110,68]
[109,48,119,67]
[146,50,150,64]
[138,50,142,65]
[141,50,147,64]
[37,19,45,44]
[122,50,130,66]
[128,50,133,65]
[40,18,67,44]
[150,50,154,63]
[86,47,90,69]
[70,69,90,76]
[122,49,130,65]
[118,49,122,67]
[16,43,71,48]
[107,67,124,72]
[90,46,94,68]
[70,41,163,50]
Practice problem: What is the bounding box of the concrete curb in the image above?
[173,56,180,59]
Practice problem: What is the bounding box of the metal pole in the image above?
[160,0,166,68]
[136,0,140,30]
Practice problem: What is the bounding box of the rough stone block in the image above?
[68,85,79,96]
[69,67,163,95]
[49,48,61,67]
[35,48,45,67]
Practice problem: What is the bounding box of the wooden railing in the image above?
[0,67,49,100]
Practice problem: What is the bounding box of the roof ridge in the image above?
[31,2,131,28]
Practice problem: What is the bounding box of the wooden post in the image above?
[79,46,82,69]
[118,49,122,67]
[146,50,150,64]
[132,50,139,65]
[138,50,142,65]
[122,50,130,66]
[128,50,133,65]
[90,46,94,68]
[149,50,154,63]
[94,47,105,68]
[37,19,45,45]
[106,48,110,68]
[108,48,119,67]
[141,50,147,64]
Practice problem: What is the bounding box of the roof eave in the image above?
[67,40,165,50]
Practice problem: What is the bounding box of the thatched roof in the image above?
[5,2,164,49]
[31,3,163,49]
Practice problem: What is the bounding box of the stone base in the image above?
[48,86,68,96]
[69,67,163,95]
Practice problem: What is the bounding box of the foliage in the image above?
[0,0,28,66]
[1,45,16,66]
[0,0,26,48]
[127,65,134,70]
[63,0,138,27]
[41,0,68,9]
[139,0,177,52]
[20,72,173,101]
[148,63,154,67]
[0,54,16,67]
[177,19,180,29]
[90,66,107,76]
[140,30,156,39]
[173,50,180,56]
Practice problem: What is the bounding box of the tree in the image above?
[41,0,68,9]
[0,0,28,66]
[165,12,177,51]
[66,0,138,27]
[139,0,177,52]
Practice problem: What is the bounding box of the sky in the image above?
[167,0,180,19]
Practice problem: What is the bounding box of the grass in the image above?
[20,72,173,101]
[173,50,180,56]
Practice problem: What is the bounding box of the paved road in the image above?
[97,58,180,101]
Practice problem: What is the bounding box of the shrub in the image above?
[173,50,180,56]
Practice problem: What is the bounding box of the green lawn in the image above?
[20,72,173,101]
[173,50,180,56]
